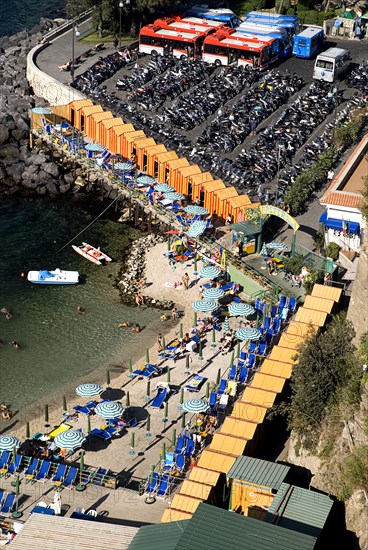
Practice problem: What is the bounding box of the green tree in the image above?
[287,313,356,445]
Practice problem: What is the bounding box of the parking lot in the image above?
[37,30,368,204]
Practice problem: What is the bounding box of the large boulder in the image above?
[45,181,58,195]
[0,124,9,144]
[63,172,74,185]
[26,153,47,166]
[0,144,19,159]
[43,162,60,178]
[6,162,25,183]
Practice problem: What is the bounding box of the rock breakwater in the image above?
[118,234,174,310]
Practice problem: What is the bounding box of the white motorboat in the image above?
[27,269,79,285]
[72,242,112,265]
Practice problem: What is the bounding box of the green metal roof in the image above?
[227,456,290,490]
[175,503,316,550]
[230,221,263,236]
[128,521,190,550]
[265,483,334,539]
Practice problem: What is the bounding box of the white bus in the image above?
[313,47,351,82]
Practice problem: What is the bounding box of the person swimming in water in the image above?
[11,341,20,350]
[131,323,141,333]
[118,321,131,327]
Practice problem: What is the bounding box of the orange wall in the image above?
[154,151,179,182]
[166,158,190,190]
[176,165,202,195]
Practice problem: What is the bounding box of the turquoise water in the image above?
[0,197,161,418]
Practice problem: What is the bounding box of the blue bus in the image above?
[236,21,292,58]
[245,12,300,35]
[292,26,324,58]
[185,6,241,28]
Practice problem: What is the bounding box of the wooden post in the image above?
[134,203,139,226]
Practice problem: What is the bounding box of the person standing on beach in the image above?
[182,273,190,290]
[198,285,204,299]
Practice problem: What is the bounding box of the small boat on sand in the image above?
[72,242,112,265]
[27,269,79,285]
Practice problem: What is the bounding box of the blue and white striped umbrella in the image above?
[199,265,221,279]
[85,143,105,152]
[115,162,133,170]
[229,303,255,317]
[192,299,218,313]
[203,287,225,300]
[236,328,262,341]
[0,435,21,451]
[154,184,174,193]
[184,205,208,216]
[266,241,287,251]
[223,317,231,332]
[32,107,53,114]
[163,192,185,201]
[76,383,103,397]
[95,401,124,419]
[187,220,207,238]
[181,399,208,413]
[54,430,85,450]
[137,175,156,185]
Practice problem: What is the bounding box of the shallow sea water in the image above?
[0,197,161,418]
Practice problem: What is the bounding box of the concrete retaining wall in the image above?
[26,11,92,105]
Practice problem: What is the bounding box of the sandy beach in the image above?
[0,240,237,525]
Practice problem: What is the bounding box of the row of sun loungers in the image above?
[0,491,16,514]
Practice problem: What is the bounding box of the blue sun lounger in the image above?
[146,471,159,494]
[175,437,186,454]
[73,400,97,415]
[217,379,227,395]
[0,493,16,514]
[228,365,237,381]
[185,375,206,392]
[157,475,170,497]
[151,387,168,409]
[90,428,116,440]
[0,451,11,473]
[24,458,40,482]
[141,364,159,377]
[62,466,78,489]
[238,367,249,384]
[6,454,22,476]
[35,460,51,482]
[52,463,68,487]
[185,439,195,457]
[0,491,4,507]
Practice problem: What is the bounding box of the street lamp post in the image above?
[71,21,81,85]
[119,0,131,48]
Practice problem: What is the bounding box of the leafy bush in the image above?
[282,255,305,275]
[325,242,341,261]
[341,445,368,498]
[287,314,363,448]
[284,147,338,215]
[302,269,323,294]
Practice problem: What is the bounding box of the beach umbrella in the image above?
[76,383,103,397]
[171,429,177,447]
[106,370,111,385]
[145,414,151,436]
[115,162,133,171]
[192,299,218,313]
[54,430,85,450]
[44,405,49,424]
[32,106,53,114]
[0,435,20,451]
[130,432,135,455]
[266,241,287,251]
[53,491,62,516]
[179,323,183,339]
[205,382,210,399]
[87,416,91,434]
[128,358,133,373]
[182,399,208,413]
[184,205,208,216]
[187,220,207,238]
[154,183,174,193]
[199,265,221,279]
[203,287,225,300]
[164,192,185,201]
[25,422,30,439]
[161,442,166,462]
[223,317,230,332]
[146,348,150,363]
[85,142,105,152]
[236,328,262,341]
[95,401,124,419]
[216,368,221,385]
[180,388,184,405]
[137,175,156,185]
[229,303,255,317]
[63,396,67,411]
[166,367,171,383]
[146,380,151,400]
[12,474,22,518]
[193,311,197,326]
[163,402,168,422]
[126,392,130,407]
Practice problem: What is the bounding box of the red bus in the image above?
[203,29,277,69]
[154,16,224,34]
[139,23,209,59]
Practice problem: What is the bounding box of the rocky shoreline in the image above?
[117,233,174,310]
[0,17,99,200]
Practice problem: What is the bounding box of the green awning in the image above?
[339,10,357,19]
[230,221,263,237]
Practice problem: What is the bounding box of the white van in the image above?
[313,47,351,82]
